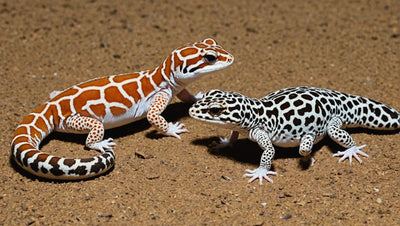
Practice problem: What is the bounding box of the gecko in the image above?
[189,86,400,184]
[11,38,234,180]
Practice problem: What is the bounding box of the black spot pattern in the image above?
[191,86,400,155]
[69,166,88,176]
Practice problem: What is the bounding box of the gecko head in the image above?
[189,89,245,129]
[170,38,234,83]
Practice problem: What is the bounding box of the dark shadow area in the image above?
[39,102,192,147]
[191,126,398,171]
[345,127,400,136]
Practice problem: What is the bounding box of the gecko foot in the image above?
[89,138,116,154]
[165,122,188,139]
[332,145,368,165]
[193,91,204,101]
[211,137,233,150]
[243,167,278,185]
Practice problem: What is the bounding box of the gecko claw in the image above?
[332,145,368,165]
[193,91,204,101]
[165,122,188,139]
[211,137,233,150]
[243,167,278,185]
[89,138,116,154]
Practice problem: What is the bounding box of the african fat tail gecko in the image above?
[11,38,234,180]
[189,86,400,185]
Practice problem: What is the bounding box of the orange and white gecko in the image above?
[11,38,234,180]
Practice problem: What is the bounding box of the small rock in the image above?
[221,175,233,181]
[281,214,292,219]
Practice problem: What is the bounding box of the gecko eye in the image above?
[203,54,217,64]
[209,106,224,115]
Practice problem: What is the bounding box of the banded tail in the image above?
[11,104,115,180]
[11,105,115,180]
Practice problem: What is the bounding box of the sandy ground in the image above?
[1,0,399,225]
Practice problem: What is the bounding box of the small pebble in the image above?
[281,214,292,219]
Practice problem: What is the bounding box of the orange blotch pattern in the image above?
[140,76,153,97]
[14,119,43,143]
[73,90,101,113]
[51,88,79,101]
[151,66,164,86]
[12,136,29,149]
[58,99,72,117]
[218,55,230,62]
[19,143,34,151]
[113,73,140,83]
[42,106,56,123]
[186,56,203,67]
[217,48,230,56]
[122,82,140,102]
[104,86,132,108]
[78,77,110,88]
[19,115,35,125]
[195,43,207,48]
[180,47,199,57]
[36,153,49,162]
[32,104,47,114]
[49,156,61,165]
[34,116,49,132]
[24,150,38,159]
[90,104,106,118]
[162,56,173,79]
[110,106,127,116]
[173,53,183,71]
[204,39,216,45]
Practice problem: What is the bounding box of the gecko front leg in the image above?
[212,130,240,149]
[244,128,278,185]
[176,88,204,103]
[147,91,188,139]
[299,134,316,166]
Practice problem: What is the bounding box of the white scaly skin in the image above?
[189,87,400,185]
[11,38,234,180]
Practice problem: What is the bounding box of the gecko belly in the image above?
[101,98,152,130]
[270,133,326,148]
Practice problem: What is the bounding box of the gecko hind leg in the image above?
[327,117,369,165]
[65,115,116,153]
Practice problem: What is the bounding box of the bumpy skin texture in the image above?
[189,86,400,185]
[11,38,234,180]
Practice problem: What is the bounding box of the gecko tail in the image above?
[354,97,400,130]
[11,110,115,180]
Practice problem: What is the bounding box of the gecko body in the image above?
[189,87,400,184]
[11,38,234,180]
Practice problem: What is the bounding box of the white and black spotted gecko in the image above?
[189,86,400,185]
